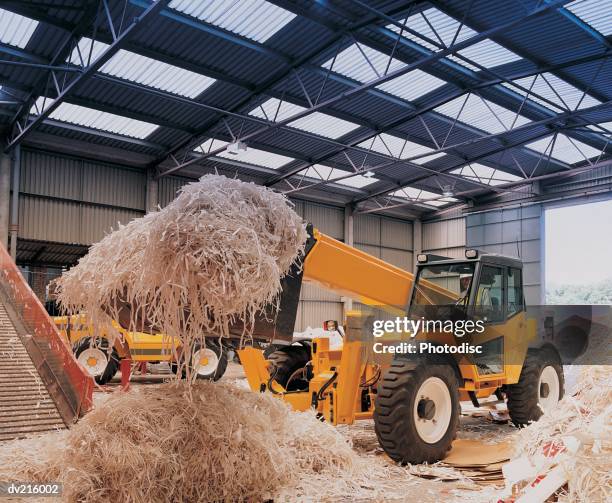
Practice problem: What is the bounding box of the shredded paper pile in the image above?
[504,365,611,502]
[0,382,364,502]
[54,175,307,373]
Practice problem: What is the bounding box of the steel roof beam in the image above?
[351,100,612,205]
[155,0,573,178]
[3,0,170,152]
[359,157,612,215]
[2,0,603,180]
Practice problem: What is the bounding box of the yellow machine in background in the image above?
[238,227,564,464]
[53,315,228,384]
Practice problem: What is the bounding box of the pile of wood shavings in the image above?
[510,365,611,502]
[0,382,365,503]
[55,175,307,373]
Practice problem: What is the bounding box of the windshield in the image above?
[410,262,476,317]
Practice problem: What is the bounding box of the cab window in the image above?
[507,268,523,317]
[475,265,504,322]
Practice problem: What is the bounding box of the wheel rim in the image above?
[538,366,560,412]
[413,377,452,444]
[193,348,219,376]
[78,348,108,377]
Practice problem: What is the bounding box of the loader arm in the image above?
[303,229,414,310]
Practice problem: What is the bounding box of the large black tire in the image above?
[374,359,460,464]
[173,340,228,381]
[506,348,564,427]
[74,337,119,385]
[267,345,311,391]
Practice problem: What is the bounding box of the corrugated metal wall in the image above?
[158,175,190,207]
[18,150,144,244]
[354,214,413,270]
[422,217,466,259]
[16,151,419,331]
[293,200,344,332]
[466,206,542,304]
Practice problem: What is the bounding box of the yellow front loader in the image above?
[238,226,566,464]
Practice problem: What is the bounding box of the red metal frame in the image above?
[0,243,94,422]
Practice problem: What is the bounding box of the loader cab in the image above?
[409,250,525,323]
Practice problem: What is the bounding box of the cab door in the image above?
[468,264,506,376]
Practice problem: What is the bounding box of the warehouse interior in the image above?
[0,0,610,502]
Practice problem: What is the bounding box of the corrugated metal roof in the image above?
[503,72,601,112]
[168,0,296,43]
[249,98,360,139]
[0,8,38,48]
[526,134,603,163]
[566,0,612,36]
[32,98,160,139]
[435,93,531,134]
[69,38,216,98]
[322,43,446,102]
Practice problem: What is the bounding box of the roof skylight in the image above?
[298,164,377,189]
[322,43,445,102]
[566,0,612,36]
[525,134,602,164]
[503,73,600,112]
[450,39,521,70]
[168,0,296,43]
[435,93,530,134]
[387,8,520,70]
[69,38,216,98]
[0,8,38,48]
[388,8,474,51]
[197,138,294,169]
[451,163,522,186]
[390,186,457,207]
[31,98,159,139]
[250,98,360,139]
[357,133,444,163]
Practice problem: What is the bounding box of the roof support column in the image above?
[412,219,422,272]
[9,145,20,260]
[146,168,158,212]
[0,153,10,249]
[343,205,354,314]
